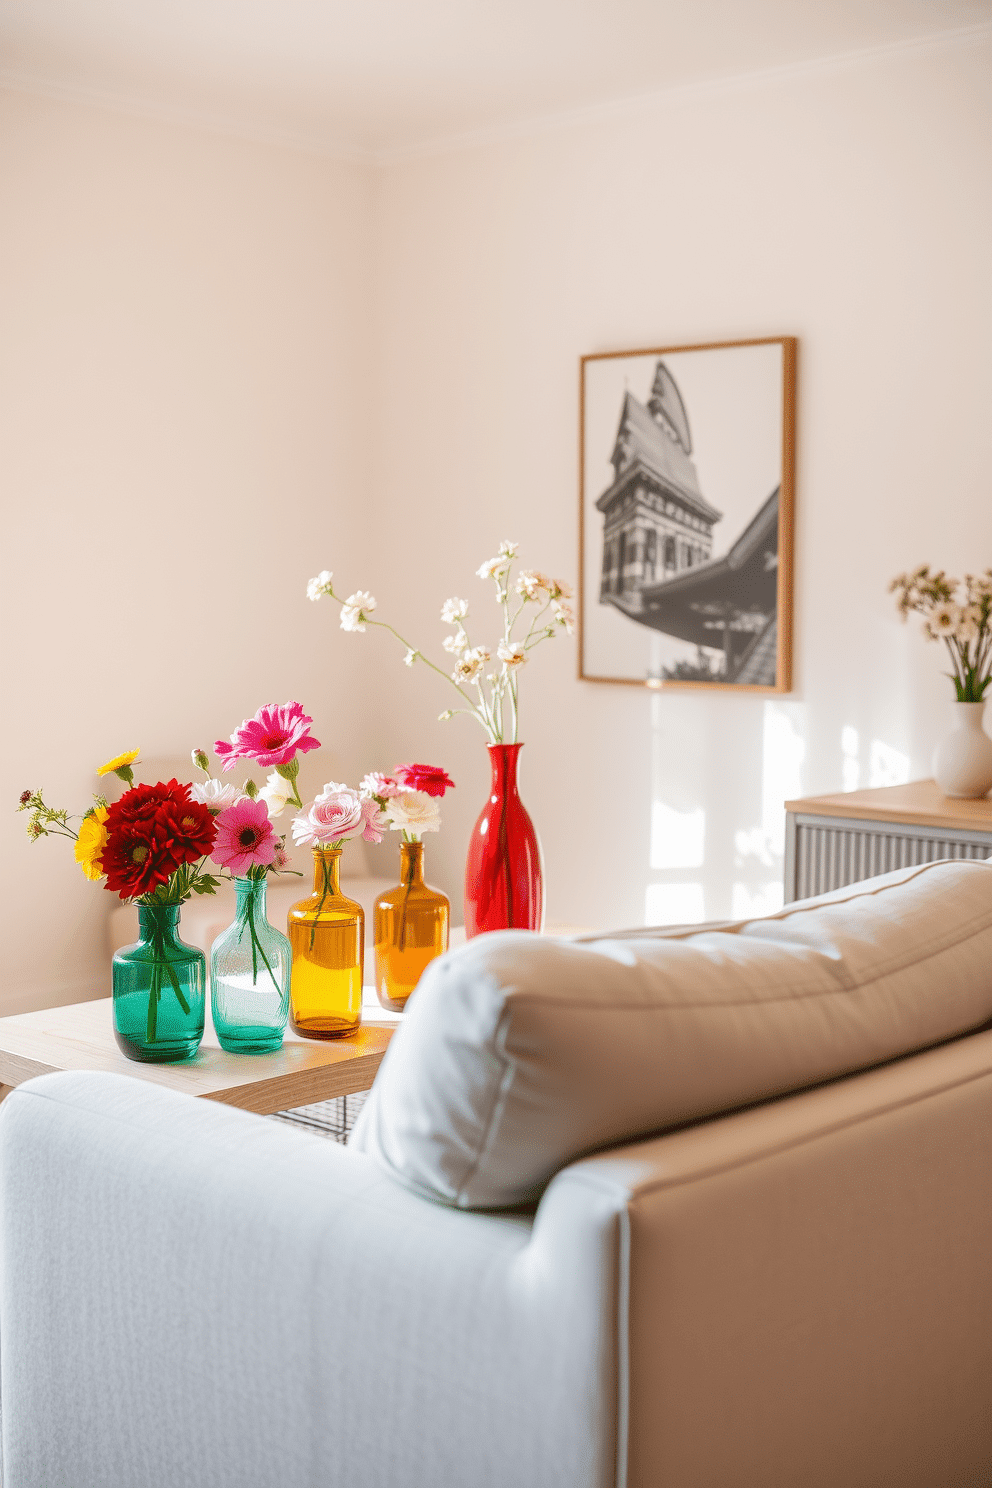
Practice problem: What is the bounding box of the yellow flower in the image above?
[97,748,140,777]
[74,806,109,882]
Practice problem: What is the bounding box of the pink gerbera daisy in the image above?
[214,701,321,772]
[212,797,277,875]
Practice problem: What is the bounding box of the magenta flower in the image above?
[212,797,277,875]
[214,701,321,773]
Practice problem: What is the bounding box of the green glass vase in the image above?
[112,903,205,1063]
[210,876,291,1053]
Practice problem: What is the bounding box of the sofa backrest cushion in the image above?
[349,859,992,1208]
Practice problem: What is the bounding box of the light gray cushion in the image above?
[349,859,992,1208]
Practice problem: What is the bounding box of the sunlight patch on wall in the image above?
[841,725,860,792]
[650,802,705,869]
[645,883,705,926]
[761,701,805,857]
[732,881,784,919]
[869,739,910,788]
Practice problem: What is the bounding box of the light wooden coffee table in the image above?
[0,987,400,1116]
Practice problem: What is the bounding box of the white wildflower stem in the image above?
[473,677,499,741]
[323,586,489,729]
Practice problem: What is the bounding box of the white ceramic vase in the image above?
[932,701,992,799]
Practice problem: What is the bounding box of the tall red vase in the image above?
[464,743,545,937]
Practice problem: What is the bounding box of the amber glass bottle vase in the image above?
[287,847,364,1038]
[374,839,449,1012]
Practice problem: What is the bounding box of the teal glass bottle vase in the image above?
[210,875,291,1053]
[112,903,206,1063]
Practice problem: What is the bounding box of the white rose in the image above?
[385,790,441,837]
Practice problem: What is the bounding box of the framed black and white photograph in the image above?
[579,337,796,691]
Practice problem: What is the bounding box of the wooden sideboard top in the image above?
[784,779,992,833]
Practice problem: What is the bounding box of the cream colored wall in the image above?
[0,89,373,1013]
[360,33,992,932]
[2,32,990,1014]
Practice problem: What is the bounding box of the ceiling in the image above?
[1,0,989,158]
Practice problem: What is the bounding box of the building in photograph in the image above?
[596,359,779,685]
[596,360,722,613]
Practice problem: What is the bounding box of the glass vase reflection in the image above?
[112,903,205,1063]
[288,848,364,1039]
[210,875,291,1053]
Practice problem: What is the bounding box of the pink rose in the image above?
[291,785,364,848]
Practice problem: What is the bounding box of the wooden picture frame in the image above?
[579,336,796,692]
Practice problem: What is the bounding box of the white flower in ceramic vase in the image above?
[926,602,959,639]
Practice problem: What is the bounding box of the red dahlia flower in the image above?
[102,781,216,900]
[393,762,455,797]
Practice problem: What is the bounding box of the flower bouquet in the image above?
[195,700,321,1052]
[363,764,455,1011]
[891,565,992,797]
[307,545,572,935]
[285,779,387,1038]
[19,749,220,1062]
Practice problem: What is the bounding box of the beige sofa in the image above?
[2,858,990,1487]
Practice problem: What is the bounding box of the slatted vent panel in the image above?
[794,824,991,901]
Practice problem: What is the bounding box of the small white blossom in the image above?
[438,710,454,721]
[306,570,333,602]
[925,602,959,639]
[442,632,467,654]
[551,599,575,634]
[498,540,518,558]
[497,640,527,668]
[404,648,418,666]
[516,569,552,602]
[190,778,243,812]
[340,590,376,632]
[258,771,296,818]
[550,578,572,600]
[441,597,468,624]
[477,555,509,580]
[452,646,490,683]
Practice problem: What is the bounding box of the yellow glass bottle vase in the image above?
[374,839,450,1012]
[288,847,364,1038]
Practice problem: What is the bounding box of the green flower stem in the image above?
[308,849,341,952]
[235,890,280,993]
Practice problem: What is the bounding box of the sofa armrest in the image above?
[0,1071,625,1488]
[570,1025,992,1488]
